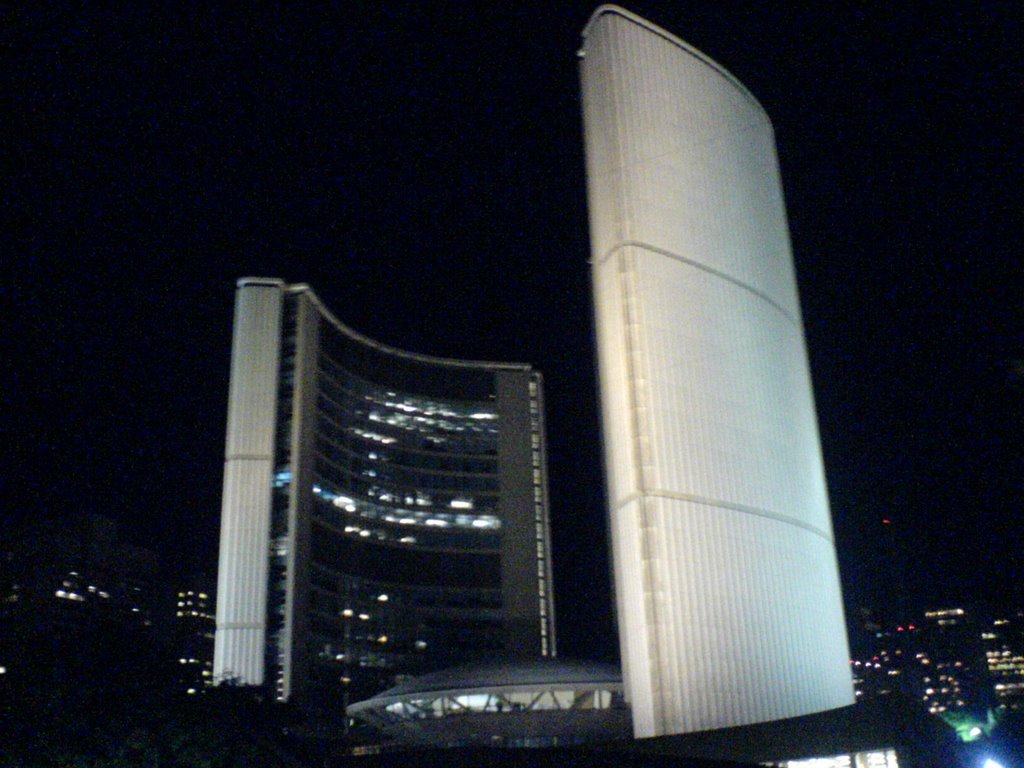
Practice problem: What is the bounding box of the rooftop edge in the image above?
[581,5,769,120]
[235,277,536,375]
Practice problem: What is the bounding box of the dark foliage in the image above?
[0,620,302,766]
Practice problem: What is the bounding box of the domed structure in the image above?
[347,658,630,748]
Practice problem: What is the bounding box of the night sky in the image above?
[9,3,1021,662]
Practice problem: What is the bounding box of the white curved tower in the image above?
[580,6,853,737]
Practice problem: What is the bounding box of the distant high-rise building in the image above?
[850,618,919,704]
[173,586,215,695]
[983,609,1024,713]
[580,6,853,736]
[214,279,555,706]
[852,606,1021,716]
[914,607,991,715]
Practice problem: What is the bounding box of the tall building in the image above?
[984,609,1024,713]
[580,6,853,736]
[851,606,1024,717]
[914,608,991,715]
[173,586,215,695]
[214,279,555,706]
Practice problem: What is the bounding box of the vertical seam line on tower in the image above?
[606,22,664,727]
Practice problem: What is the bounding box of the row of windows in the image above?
[313,474,497,519]
[306,590,506,687]
[310,492,500,553]
[314,420,498,474]
[310,522,501,589]
[528,379,552,655]
[379,688,626,720]
[269,305,300,700]
[314,456,497,513]
[318,389,498,457]
[318,352,497,427]
[315,433,500,495]
[309,566,501,612]
[318,358,498,438]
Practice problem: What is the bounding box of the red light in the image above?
[908,625,915,630]
[897,626,904,632]
[882,519,891,525]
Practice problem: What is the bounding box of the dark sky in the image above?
[9,3,1021,662]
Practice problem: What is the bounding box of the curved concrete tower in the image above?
[580,6,853,737]
[214,279,555,705]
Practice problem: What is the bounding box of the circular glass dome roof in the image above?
[348,658,630,748]
[373,658,622,698]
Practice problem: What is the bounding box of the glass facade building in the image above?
[581,7,853,736]
[213,279,555,707]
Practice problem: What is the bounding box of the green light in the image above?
[939,708,998,743]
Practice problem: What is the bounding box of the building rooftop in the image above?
[374,658,621,699]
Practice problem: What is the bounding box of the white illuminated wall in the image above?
[580,7,854,737]
[213,278,284,686]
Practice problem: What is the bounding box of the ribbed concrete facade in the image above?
[214,278,284,686]
[580,7,853,737]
